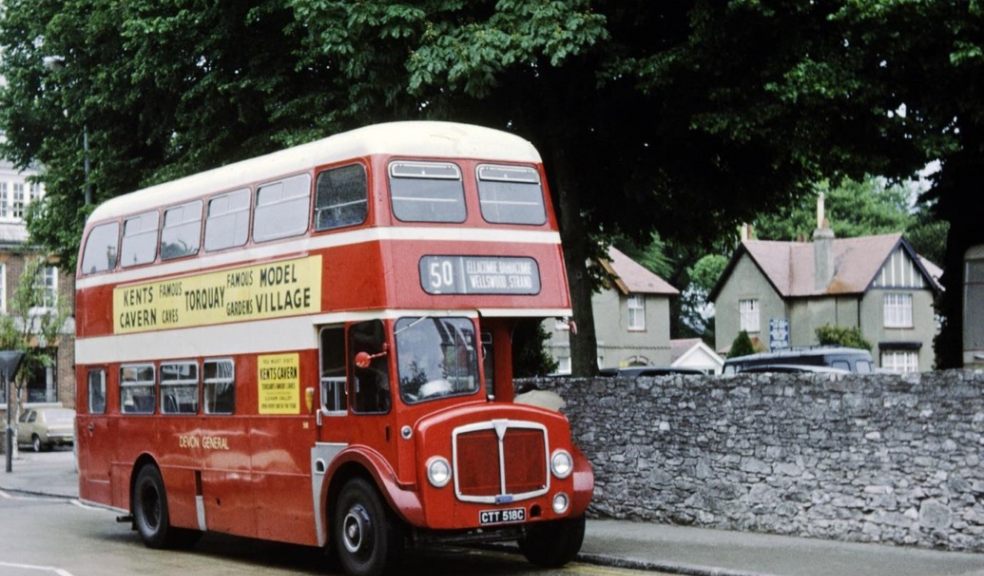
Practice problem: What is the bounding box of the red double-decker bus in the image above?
[74,121,593,575]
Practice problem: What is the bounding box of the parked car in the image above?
[599,366,707,378]
[722,346,874,375]
[737,364,851,374]
[17,407,75,452]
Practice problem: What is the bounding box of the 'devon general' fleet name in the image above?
[112,255,323,334]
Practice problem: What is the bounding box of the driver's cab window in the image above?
[320,326,347,414]
[349,320,390,413]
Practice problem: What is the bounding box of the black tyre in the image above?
[333,478,403,576]
[31,434,43,453]
[519,515,586,568]
[132,465,201,549]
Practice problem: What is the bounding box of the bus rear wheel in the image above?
[132,465,200,549]
[333,478,402,576]
[519,515,586,568]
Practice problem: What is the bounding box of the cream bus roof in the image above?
[88,121,542,224]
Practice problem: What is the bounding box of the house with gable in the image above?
[545,247,678,373]
[710,220,941,372]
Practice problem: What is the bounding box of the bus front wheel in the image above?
[519,515,586,568]
[132,465,200,549]
[333,478,402,576]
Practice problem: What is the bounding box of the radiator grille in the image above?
[453,421,548,503]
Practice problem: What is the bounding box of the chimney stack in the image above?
[813,192,834,291]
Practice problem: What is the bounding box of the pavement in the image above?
[3,450,984,576]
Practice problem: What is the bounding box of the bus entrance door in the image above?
[78,368,114,504]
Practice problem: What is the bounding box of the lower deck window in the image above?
[204,359,235,414]
[161,362,199,414]
[121,364,155,414]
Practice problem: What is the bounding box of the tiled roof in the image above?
[601,247,679,296]
[739,232,937,297]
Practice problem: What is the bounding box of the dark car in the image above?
[722,346,874,375]
[737,364,850,374]
[600,366,707,378]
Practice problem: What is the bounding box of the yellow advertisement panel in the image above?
[258,353,300,415]
[113,255,322,334]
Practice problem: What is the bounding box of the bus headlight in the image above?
[552,492,570,515]
[551,449,573,479]
[426,456,452,488]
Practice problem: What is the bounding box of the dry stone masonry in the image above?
[523,371,984,552]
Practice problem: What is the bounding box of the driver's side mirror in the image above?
[355,343,389,368]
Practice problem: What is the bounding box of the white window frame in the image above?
[30,265,58,314]
[739,298,760,333]
[883,293,913,328]
[12,183,24,219]
[881,350,918,373]
[0,182,8,219]
[556,357,572,375]
[627,295,646,331]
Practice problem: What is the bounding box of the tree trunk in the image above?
[545,140,599,377]
[935,127,984,368]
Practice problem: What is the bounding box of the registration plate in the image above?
[479,507,526,525]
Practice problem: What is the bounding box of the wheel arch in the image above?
[129,453,160,513]
[324,447,424,531]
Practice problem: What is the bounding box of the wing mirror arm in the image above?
[355,343,389,369]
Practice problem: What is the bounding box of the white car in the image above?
[17,407,76,452]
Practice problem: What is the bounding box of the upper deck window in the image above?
[476,165,546,225]
[315,164,368,231]
[121,211,159,267]
[161,200,202,260]
[253,173,311,242]
[205,188,250,252]
[389,161,465,223]
[81,221,119,274]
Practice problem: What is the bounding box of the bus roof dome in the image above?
[89,121,542,224]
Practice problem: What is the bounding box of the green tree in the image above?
[0,257,70,427]
[511,320,559,378]
[754,178,914,242]
[3,1,981,372]
[815,324,872,351]
[667,253,728,343]
[729,330,756,358]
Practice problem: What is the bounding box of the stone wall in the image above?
[526,370,984,551]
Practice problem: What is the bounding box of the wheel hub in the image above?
[342,504,373,554]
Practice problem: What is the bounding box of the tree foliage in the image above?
[0,257,71,420]
[511,320,559,378]
[729,330,757,358]
[1,1,982,370]
[752,176,948,265]
[815,324,872,352]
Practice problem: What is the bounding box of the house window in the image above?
[884,293,913,328]
[627,295,645,331]
[12,183,24,219]
[881,350,918,373]
[739,299,760,332]
[0,182,7,218]
[34,266,58,310]
[26,350,58,403]
[557,357,572,375]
